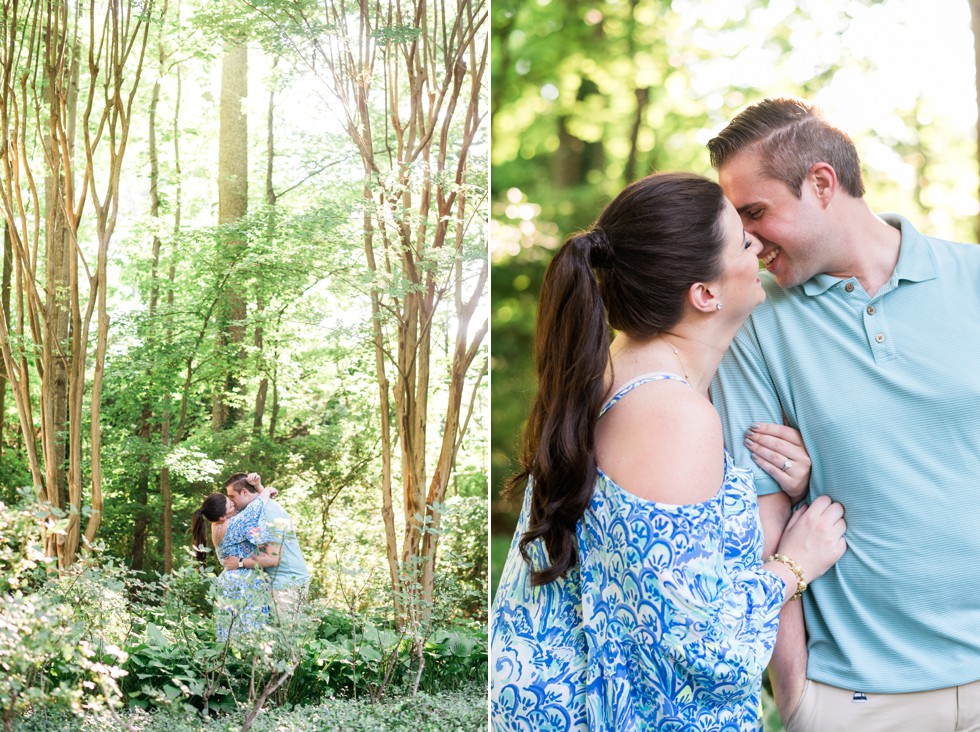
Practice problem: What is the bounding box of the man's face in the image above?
[225,484,254,512]
[719,150,828,289]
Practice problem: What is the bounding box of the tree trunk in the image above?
[364,202,402,603]
[213,40,249,431]
[0,224,10,459]
[138,8,163,574]
[0,0,152,566]
[148,27,164,316]
[161,2,182,574]
[268,359,279,440]
[254,80,276,434]
[624,87,649,184]
[131,411,151,572]
[40,35,74,563]
[421,247,488,606]
[623,0,646,185]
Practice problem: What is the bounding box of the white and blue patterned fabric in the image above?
[491,373,786,731]
[215,497,273,641]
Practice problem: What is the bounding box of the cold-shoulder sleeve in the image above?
[578,471,785,725]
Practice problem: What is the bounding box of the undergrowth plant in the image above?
[0,491,487,731]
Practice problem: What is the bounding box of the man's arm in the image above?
[256,543,282,567]
[760,491,809,724]
[711,325,786,495]
[713,325,808,722]
[246,473,277,504]
[223,543,282,570]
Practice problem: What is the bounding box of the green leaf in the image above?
[146,623,168,646]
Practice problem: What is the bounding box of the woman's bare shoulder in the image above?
[212,522,227,547]
[595,381,724,504]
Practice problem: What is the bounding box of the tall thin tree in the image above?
[213,30,249,431]
[254,0,489,622]
[0,0,154,565]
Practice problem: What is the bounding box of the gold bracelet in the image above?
[767,553,807,601]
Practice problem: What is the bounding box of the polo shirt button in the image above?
[844,282,855,293]
[867,305,876,315]
[875,333,885,343]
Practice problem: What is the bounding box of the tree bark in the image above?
[0,0,153,565]
[131,411,151,572]
[40,23,75,563]
[0,224,10,459]
[625,86,649,184]
[161,1,182,574]
[138,1,165,573]
[254,78,276,435]
[213,39,249,431]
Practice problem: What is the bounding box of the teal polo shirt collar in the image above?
[799,213,938,297]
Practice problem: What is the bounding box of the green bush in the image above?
[290,608,487,702]
[0,495,130,729]
[0,492,486,730]
[12,685,488,731]
[434,496,489,622]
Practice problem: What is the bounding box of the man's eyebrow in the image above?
[736,202,761,215]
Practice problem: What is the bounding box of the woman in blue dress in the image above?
[192,474,275,642]
[490,173,848,731]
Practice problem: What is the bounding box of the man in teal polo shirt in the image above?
[707,98,980,731]
[224,472,311,622]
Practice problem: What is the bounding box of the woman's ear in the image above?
[688,282,720,314]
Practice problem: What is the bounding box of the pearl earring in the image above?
[716,303,722,310]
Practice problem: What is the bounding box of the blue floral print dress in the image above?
[215,497,273,641]
[490,374,786,731]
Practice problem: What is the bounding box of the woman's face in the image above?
[223,497,236,519]
[711,198,765,316]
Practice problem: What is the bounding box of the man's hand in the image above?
[247,472,278,498]
[223,555,244,570]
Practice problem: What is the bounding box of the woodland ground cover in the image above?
[0,494,487,731]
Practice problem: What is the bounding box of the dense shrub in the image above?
[291,608,487,702]
[435,496,489,622]
[0,495,130,730]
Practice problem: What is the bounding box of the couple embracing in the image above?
[192,472,310,641]
[491,98,980,731]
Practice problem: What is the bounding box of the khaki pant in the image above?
[270,585,307,624]
[787,678,980,732]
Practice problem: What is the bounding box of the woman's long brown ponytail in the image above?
[508,172,727,586]
[191,493,232,565]
[508,230,612,586]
